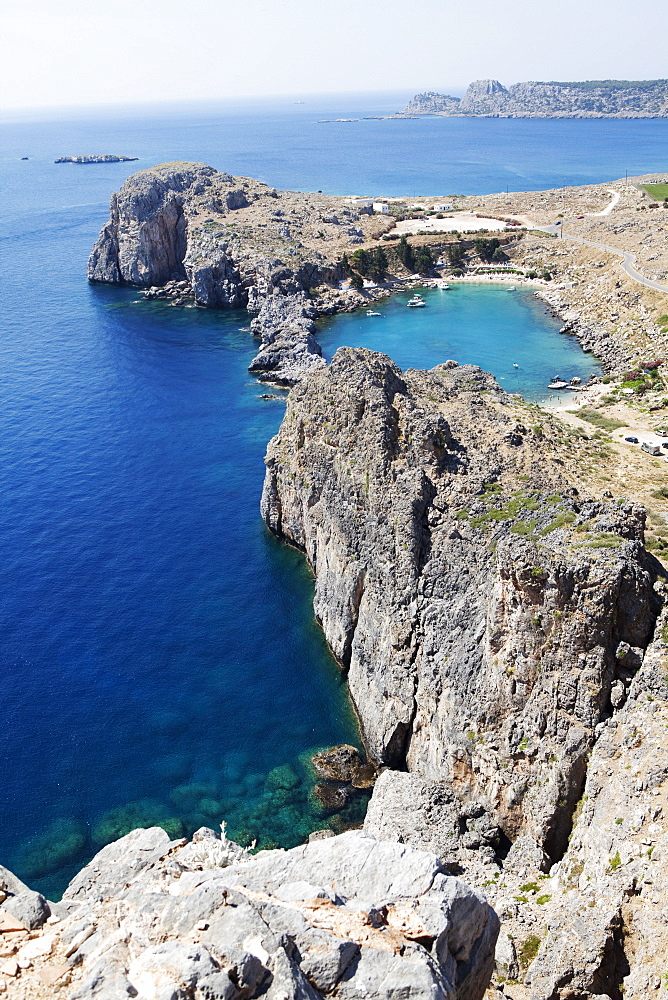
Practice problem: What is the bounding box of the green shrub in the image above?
[574,408,625,431]
[608,851,622,871]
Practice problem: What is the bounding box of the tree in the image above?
[396,235,415,271]
[340,253,352,276]
[351,249,371,277]
[370,246,388,282]
[491,246,506,263]
[350,271,364,290]
[474,237,501,263]
[446,243,465,267]
[414,246,433,275]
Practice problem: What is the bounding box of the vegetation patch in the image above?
[541,511,576,535]
[641,184,668,201]
[519,934,542,968]
[570,408,625,431]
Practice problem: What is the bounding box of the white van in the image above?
[641,440,663,456]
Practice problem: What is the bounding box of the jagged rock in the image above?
[262,348,659,865]
[0,828,498,1000]
[1,890,49,930]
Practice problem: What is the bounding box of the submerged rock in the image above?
[312,745,362,782]
[15,817,87,881]
[312,783,350,815]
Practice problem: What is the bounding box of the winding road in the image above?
[529,188,668,295]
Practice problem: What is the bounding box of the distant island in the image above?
[399,78,668,118]
[54,155,139,164]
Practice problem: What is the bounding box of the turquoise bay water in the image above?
[0,96,660,897]
[319,284,599,400]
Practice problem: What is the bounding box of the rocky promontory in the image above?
[402,78,668,118]
[261,348,668,994]
[0,825,498,1000]
[87,162,390,384]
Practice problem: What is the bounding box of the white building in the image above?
[433,203,453,211]
[347,198,373,213]
[373,202,390,214]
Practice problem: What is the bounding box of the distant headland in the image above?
[54,155,138,164]
[399,78,668,118]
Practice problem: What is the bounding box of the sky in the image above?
[2,0,667,111]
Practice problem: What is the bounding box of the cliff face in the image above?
[402,78,668,117]
[262,349,659,867]
[87,163,379,383]
[0,826,498,1000]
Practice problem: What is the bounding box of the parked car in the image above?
[662,442,668,450]
[577,215,585,219]
[625,436,639,443]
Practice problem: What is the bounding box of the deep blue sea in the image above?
[1,93,665,897]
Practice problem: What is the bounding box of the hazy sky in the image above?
[3,0,667,110]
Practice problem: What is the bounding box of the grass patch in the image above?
[570,408,626,431]
[540,511,576,535]
[519,935,542,968]
[641,184,668,201]
[581,533,622,549]
[510,519,538,536]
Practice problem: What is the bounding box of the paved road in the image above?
[560,231,668,294]
[528,191,668,294]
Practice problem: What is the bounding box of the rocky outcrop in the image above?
[401,78,668,118]
[262,349,660,868]
[87,162,377,383]
[0,826,498,1000]
[55,155,138,163]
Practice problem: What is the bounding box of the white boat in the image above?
[547,379,570,390]
[507,286,516,291]
[513,363,519,368]
[407,298,426,308]
[366,310,381,317]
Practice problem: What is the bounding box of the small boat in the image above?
[366,310,381,317]
[507,286,516,291]
[570,376,581,385]
[513,363,519,368]
[407,299,426,308]
[548,379,570,390]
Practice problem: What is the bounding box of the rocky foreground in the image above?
[262,348,668,997]
[0,826,497,1000]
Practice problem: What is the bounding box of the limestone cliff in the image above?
[402,78,668,118]
[0,826,498,1000]
[87,162,382,383]
[262,349,659,869]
